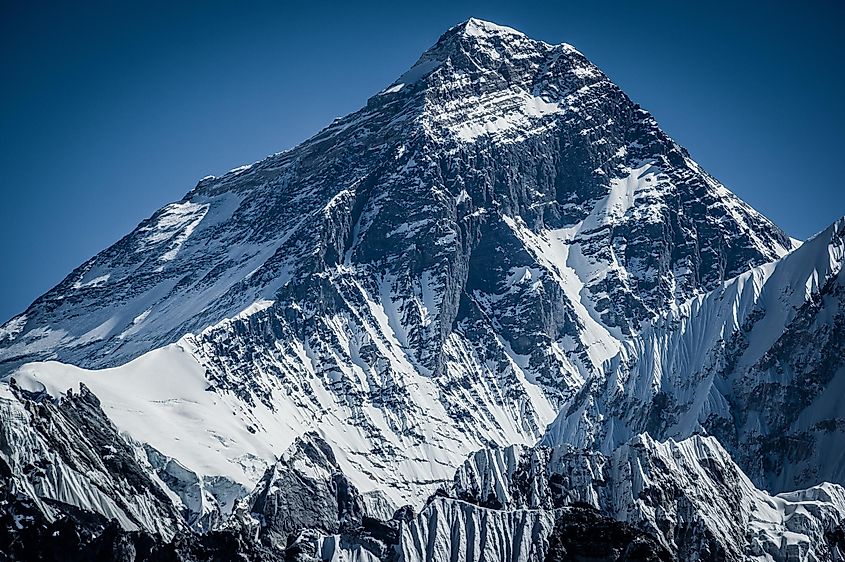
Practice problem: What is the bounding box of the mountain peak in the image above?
[377,18,580,115]
[380,18,549,94]
[454,18,527,40]
[431,17,553,59]
[371,19,608,147]
[0,16,793,378]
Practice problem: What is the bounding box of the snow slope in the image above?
[11,299,556,508]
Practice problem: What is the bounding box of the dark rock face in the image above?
[245,433,411,561]
[544,506,673,562]
[249,433,364,542]
[0,487,277,562]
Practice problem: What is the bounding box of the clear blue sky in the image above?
[1,0,843,322]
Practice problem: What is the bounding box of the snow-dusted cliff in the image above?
[448,434,845,560]
[546,218,845,493]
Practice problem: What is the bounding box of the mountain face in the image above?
[545,218,845,493]
[449,435,845,560]
[1,18,842,562]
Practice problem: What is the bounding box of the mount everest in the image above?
[1,18,844,562]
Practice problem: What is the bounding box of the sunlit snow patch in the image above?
[138,201,209,262]
[0,315,27,343]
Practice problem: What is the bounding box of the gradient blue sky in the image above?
[1,0,843,322]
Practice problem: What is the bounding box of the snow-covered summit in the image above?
[460,18,527,38]
[377,17,592,146]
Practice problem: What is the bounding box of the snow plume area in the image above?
[2,17,844,562]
